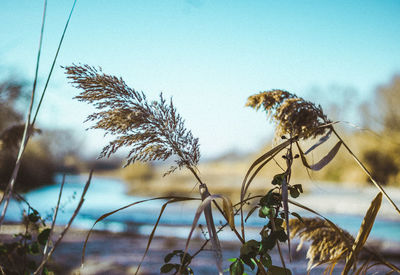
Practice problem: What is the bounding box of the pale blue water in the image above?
[5,174,400,243]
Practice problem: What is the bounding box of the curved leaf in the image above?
[297,141,342,171]
[342,192,382,275]
[304,128,332,154]
[182,194,234,275]
[81,196,199,265]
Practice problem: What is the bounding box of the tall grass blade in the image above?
[32,0,78,125]
[34,171,92,274]
[0,0,48,226]
[81,196,198,265]
[1,0,77,227]
[240,138,293,239]
[204,203,222,274]
[241,138,292,200]
[342,192,382,275]
[41,174,65,263]
[135,197,198,275]
[182,194,233,275]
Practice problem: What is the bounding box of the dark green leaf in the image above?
[230,259,244,275]
[291,212,304,223]
[274,218,284,228]
[240,255,256,270]
[289,187,300,198]
[245,206,259,222]
[240,240,259,258]
[160,263,175,273]
[181,253,192,265]
[28,212,40,223]
[38,228,51,246]
[260,254,272,268]
[164,252,174,263]
[267,265,292,275]
[293,184,303,193]
[272,173,285,186]
[276,230,288,242]
[260,191,281,207]
[258,206,274,218]
[29,242,40,254]
[261,233,277,250]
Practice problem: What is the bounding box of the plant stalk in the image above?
[331,127,400,215]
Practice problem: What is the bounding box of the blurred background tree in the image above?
[265,75,400,187]
[0,73,82,192]
[0,74,55,192]
[361,74,400,185]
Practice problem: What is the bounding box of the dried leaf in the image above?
[304,128,332,154]
[297,141,342,171]
[182,194,233,275]
[135,197,198,275]
[342,192,383,275]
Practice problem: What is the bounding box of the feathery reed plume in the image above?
[246,90,331,139]
[64,64,200,175]
[289,217,354,271]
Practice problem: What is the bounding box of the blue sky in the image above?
[1,0,400,159]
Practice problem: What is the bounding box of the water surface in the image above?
[5,174,400,243]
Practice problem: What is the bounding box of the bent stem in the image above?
[331,127,400,215]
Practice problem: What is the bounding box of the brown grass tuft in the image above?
[289,217,354,270]
[246,90,330,139]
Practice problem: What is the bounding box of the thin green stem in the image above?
[32,0,77,125]
[0,0,48,226]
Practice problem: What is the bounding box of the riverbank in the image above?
[1,224,399,275]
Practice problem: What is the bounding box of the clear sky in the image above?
[1,0,400,159]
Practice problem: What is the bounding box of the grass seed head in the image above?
[64,64,200,174]
[289,217,354,270]
[246,90,331,139]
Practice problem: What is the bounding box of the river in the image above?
[5,174,400,243]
